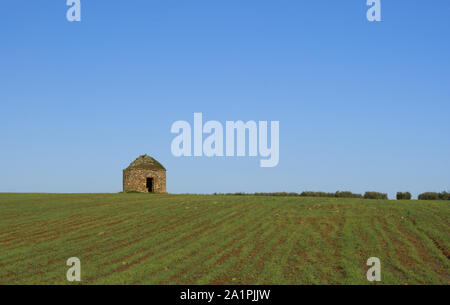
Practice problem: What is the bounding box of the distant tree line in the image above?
[213,191,364,198]
[213,190,450,200]
[417,192,450,200]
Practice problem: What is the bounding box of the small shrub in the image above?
[396,192,412,200]
[418,192,450,200]
[418,192,440,200]
[364,192,388,200]
[439,192,450,200]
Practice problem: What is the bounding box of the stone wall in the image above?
[123,169,167,193]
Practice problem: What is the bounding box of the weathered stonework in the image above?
[123,155,167,193]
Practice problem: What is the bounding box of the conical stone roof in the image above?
[125,154,166,171]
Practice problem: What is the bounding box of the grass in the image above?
[0,193,448,284]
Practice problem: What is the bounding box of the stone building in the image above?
[123,154,167,193]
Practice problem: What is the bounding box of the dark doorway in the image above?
[146,178,154,193]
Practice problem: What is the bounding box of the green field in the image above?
[0,193,448,284]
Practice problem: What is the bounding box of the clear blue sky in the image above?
[1,1,449,198]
